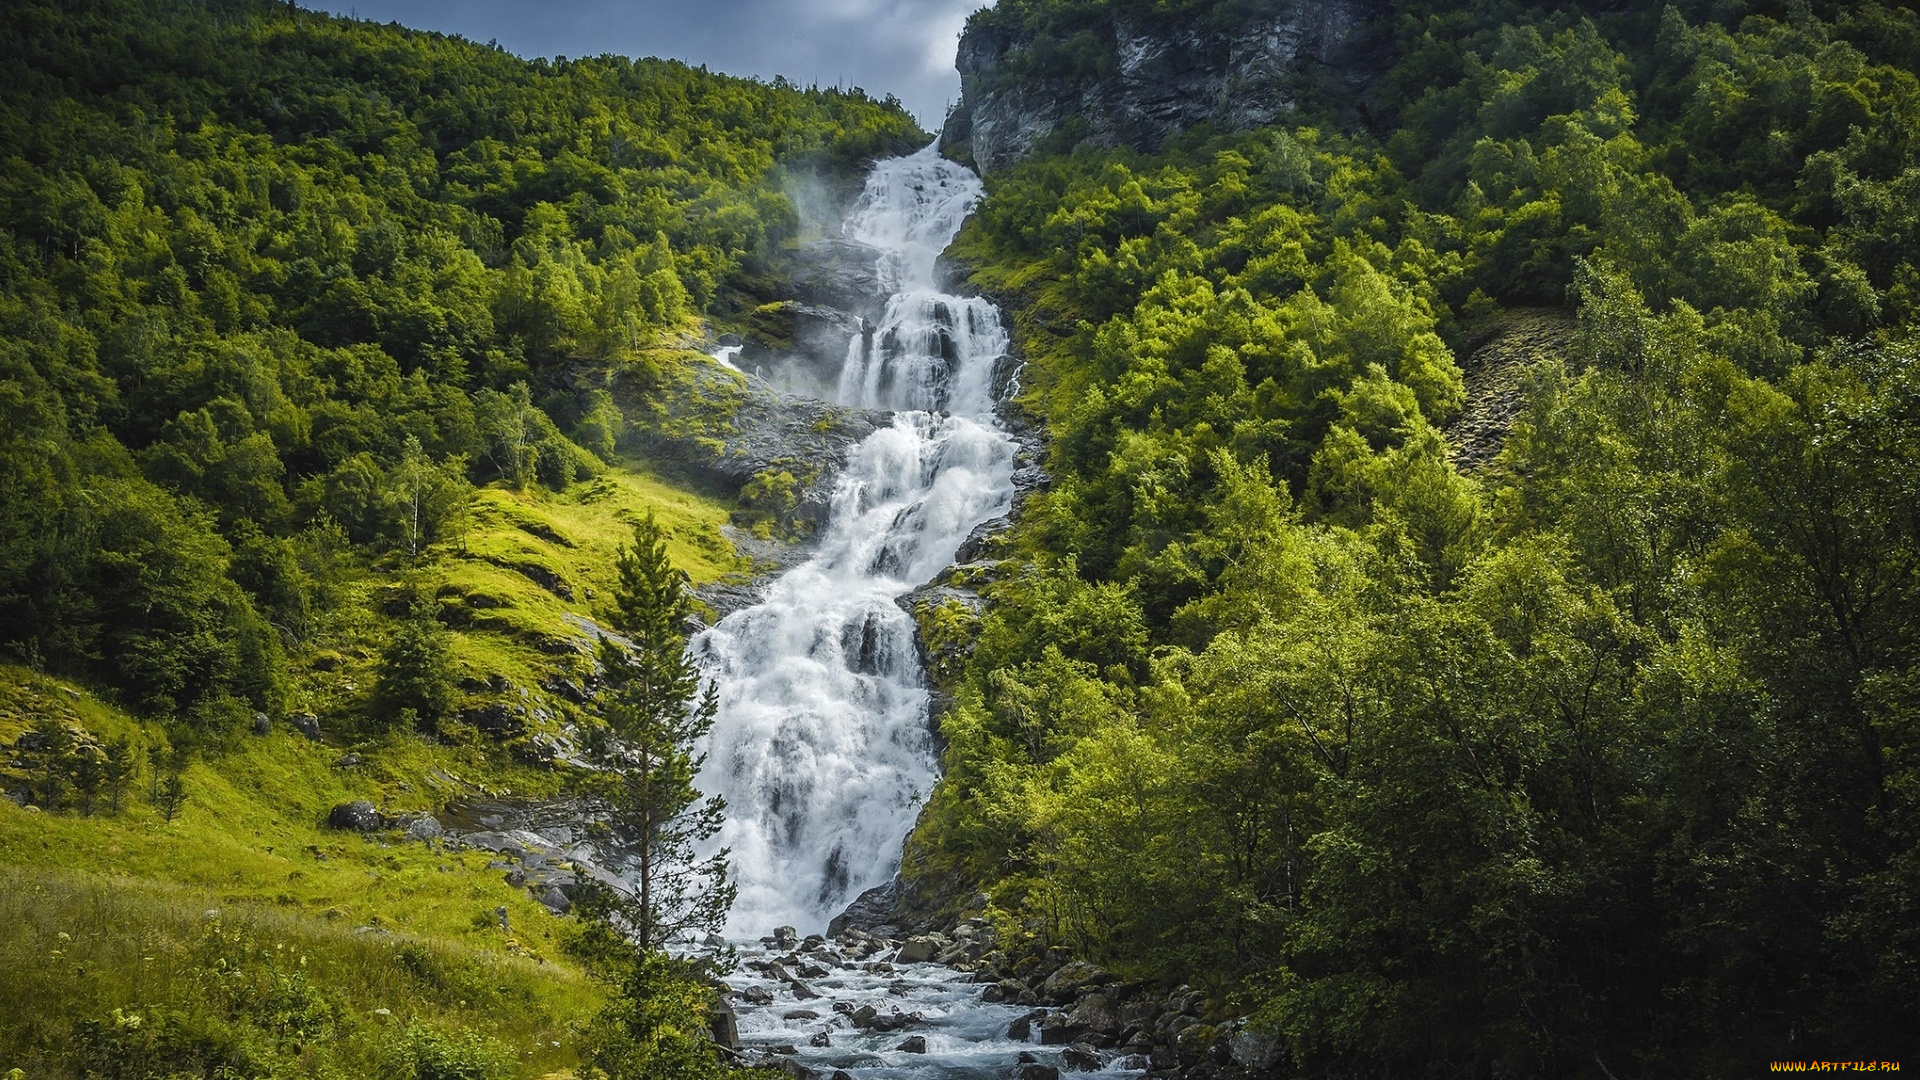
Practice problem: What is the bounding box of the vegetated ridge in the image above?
[900,0,1920,1075]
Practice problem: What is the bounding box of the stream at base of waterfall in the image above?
[684,146,1145,1077]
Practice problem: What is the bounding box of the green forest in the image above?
[3,0,1920,1076]
[0,0,920,1075]
[909,0,1920,1073]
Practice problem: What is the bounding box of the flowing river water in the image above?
[683,147,1142,1078]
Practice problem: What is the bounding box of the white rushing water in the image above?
[693,144,1017,937]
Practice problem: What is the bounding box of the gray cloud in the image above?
[316,0,989,127]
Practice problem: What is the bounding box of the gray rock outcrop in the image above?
[942,0,1380,173]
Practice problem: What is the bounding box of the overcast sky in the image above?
[315,0,991,128]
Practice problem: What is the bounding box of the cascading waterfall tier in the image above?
[694,145,1016,935]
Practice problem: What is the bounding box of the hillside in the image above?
[906,0,1920,1074]
[0,0,923,1075]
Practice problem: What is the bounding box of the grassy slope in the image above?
[0,457,744,1076]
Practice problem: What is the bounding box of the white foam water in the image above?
[693,145,1016,936]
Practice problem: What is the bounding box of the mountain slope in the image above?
[909,0,1920,1073]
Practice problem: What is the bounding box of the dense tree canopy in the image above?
[921,0,1920,1072]
[0,0,922,724]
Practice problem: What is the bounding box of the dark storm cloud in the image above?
[316,0,988,126]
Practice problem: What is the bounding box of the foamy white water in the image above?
[694,145,1016,935]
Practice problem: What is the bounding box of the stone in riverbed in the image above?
[896,1034,927,1053]
[742,985,774,1005]
[1018,1066,1060,1080]
[1062,1042,1103,1070]
[1064,990,1124,1044]
[809,1031,832,1048]
[894,934,943,963]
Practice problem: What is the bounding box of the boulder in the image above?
[1041,960,1115,1003]
[895,935,943,964]
[1039,1012,1075,1045]
[1018,1066,1061,1080]
[769,1059,813,1080]
[1062,1042,1103,1071]
[251,712,271,735]
[828,880,899,937]
[326,801,382,831]
[289,713,322,740]
[399,813,444,842]
[809,1031,832,1048]
[709,997,740,1050]
[1229,1029,1281,1070]
[896,1035,927,1054]
[536,886,570,915]
[742,985,774,1006]
[1063,990,1124,1044]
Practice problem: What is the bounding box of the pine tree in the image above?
[582,515,733,951]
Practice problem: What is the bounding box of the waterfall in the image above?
[694,145,1015,935]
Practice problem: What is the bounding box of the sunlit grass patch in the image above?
[0,869,597,1078]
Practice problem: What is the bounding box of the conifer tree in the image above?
[582,515,733,951]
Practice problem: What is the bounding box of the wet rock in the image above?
[828,880,899,937]
[768,1054,812,1078]
[710,996,741,1050]
[742,985,774,1006]
[1017,1066,1060,1080]
[1062,1042,1103,1071]
[897,1035,928,1054]
[770,925,800,950]
[789,979,820,1001]
[738,301,870,397]
[809,1031,832,1048]
[1007,1011,1042,1041]
[789,238,889,316]
[637,359,885,538]
[782,1010,820,1021]
[895,934,943,964]
[326,801,382,831]
[1039,1011,1075,1045]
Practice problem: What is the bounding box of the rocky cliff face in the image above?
[941,0,1380,173]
